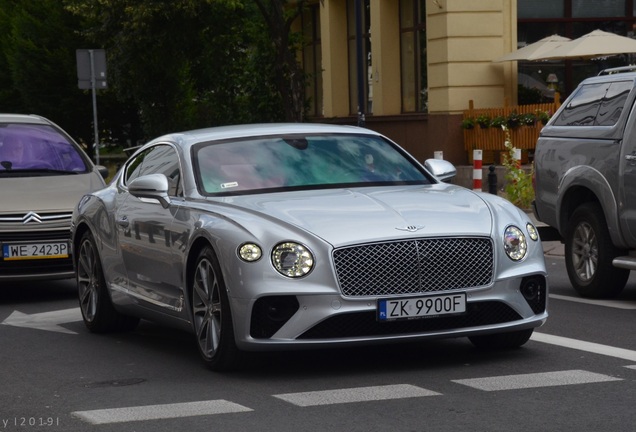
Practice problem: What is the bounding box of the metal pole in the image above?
[488,165,498,195]
[89,49,100,165]
[355,0,365,127]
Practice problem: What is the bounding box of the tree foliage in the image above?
[0,0,309,146]
[0,0,93,142]
[253,0,307,122]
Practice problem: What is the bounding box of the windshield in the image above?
[0,124,88,173]
[194,133,431,195]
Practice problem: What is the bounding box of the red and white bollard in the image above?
[514,148,521,169]
[473,149,482,192]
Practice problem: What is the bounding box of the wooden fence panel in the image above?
[462,99,561,152]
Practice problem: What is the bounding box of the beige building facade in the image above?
[307,0,517,165]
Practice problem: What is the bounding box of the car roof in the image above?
[150,123,383,147]
[0,113,52,125]
[580,71,636,85]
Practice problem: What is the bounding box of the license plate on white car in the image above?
[378,292,466,321]
[2,242,69,260]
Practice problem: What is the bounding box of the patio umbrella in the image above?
[535,29,636,60]
[492,34,570,62]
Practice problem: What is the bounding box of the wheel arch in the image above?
[185,236,215,298]
[557,166,625,248]
[183,235,230,324]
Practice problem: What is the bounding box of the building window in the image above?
[518,0,564,18]
[302,5,323,117]
[400,0,427,113]
[573,0,624,18]
[347,0,371,116]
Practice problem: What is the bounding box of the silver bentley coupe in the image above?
[71,123,548,370]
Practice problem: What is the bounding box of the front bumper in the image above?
[231,273,548,351]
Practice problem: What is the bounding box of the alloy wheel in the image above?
[571,221,598,282]
[192,258,222,360]
[77,238,99,322]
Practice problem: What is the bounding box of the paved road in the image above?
[2,255,636,431]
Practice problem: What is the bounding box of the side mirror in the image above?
[128,173,171,208]
[424,158,457,182]
[96,165,110,180]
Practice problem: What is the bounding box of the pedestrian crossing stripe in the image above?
[452,369,622,391]
[532,332,636,361]
[71,400,253,425]
[274,384,440,407]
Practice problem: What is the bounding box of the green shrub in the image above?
[501,126,535,209]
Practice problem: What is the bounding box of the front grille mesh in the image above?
[333,237,494,297]
[0,211,73,232]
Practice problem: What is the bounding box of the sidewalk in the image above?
[526,208,564,257]
[542,240,564,257]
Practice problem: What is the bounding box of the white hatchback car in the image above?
[0,114,108,282]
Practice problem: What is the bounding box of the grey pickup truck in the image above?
[533,66,636,298]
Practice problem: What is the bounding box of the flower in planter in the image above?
[521,113,537,126]
[506,111,521,129]
[490,115,506,128]
[536,110,551,125]
[461,117,475,129]
[476,114,491,128]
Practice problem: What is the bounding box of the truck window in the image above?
[596,80,632,126]
[553,83,609,126]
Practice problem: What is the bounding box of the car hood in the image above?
[223,184,493,246]
[0,173,104,213]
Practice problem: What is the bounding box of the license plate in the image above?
[378,292,466,321]
[2,242,69,260]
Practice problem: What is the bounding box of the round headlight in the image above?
[503,225,527,261]
[238,243,262,262]
[272,242,314,278]
[526,222,539,241]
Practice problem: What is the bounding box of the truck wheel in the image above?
[565,202,629,298]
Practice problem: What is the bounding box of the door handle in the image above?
[116,216,130,228]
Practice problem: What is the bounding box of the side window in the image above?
[596,80,632,126]
[133,144,182,197]
[553,83,608,126]
[124,150,148,185]
[124,144,182,196]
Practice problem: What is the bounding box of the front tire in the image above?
[76,230,139,332]
[565,203,629,298]
[191,246,241,371]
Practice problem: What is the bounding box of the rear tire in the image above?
[190,246,241,371]
[76,230,139,333]
[469,329,534,349]
[564,202,629,298]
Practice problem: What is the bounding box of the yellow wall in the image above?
[320,0,350,117]
[369,0,401,115]
[314,0,518,165]
[320,0,517,117]
[426,0,517,113]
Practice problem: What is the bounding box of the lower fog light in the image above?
[520,276,547,314]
